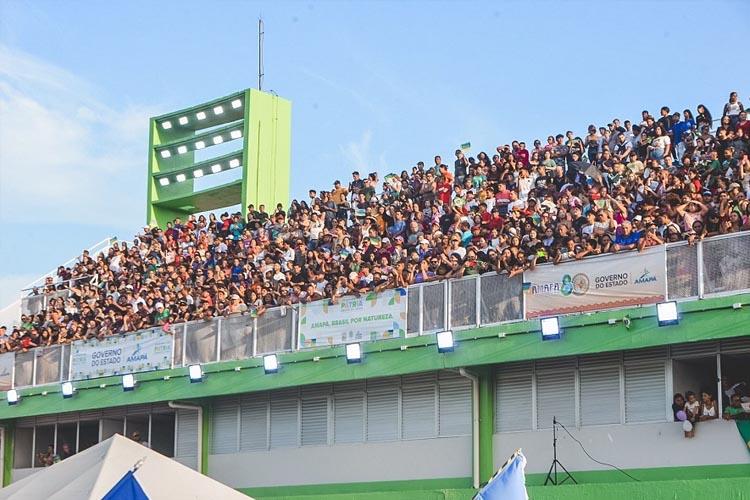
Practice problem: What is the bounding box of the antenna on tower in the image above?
[258,17,264,91]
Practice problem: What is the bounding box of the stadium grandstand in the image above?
[0,87,748,500]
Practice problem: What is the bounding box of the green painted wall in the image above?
[243,89,292,214]
[2,425,12,487]
[1,294,747,419]
[476,367,494,483]
[201,403,210,475]
[234,465,750,499]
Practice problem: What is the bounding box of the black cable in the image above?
[556,421,640,482]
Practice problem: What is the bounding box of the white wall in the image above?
[10,468,37,483]
[209,436,471,488]
[494,419,749,474]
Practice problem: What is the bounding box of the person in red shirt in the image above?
[514,141,530,166]
[737,111,750,137]
[436,178,452,205]
[478,203,492,225]
[487,209,504,231]
[439,164,454,185]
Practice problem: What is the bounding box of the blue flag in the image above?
[102,470,149,500]
[474,451,528,500]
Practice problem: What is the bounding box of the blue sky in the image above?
[0,0,748,309]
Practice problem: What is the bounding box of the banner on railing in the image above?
[0,352,13,391]
[298,289,408,348]
[70,328,173,380]
[524,247,667,318]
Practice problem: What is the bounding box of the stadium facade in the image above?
[1,91,748,500]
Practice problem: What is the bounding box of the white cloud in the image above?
[339,129,372,172]
[0,45,155,225]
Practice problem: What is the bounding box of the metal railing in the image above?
[3,231,748,390]
[22,237,118,292]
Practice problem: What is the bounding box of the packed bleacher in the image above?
[2,91,749,352]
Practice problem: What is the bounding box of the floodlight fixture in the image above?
[656,301,679,326]
[263,354,279,374]
[160,150,171,159]
[437,330,454,353]
[188,364,203,382]
[193,169,204,178]
[230,130,242,139]
[159,178,170,186]
[161,121,172,130]
[231,99,242,109]
[212,136,224,145]
[228,159,240,168]
[211,164,222,174]
[176,145,188,155]
[196,111,207,120]
[194,140,205,149]
[541,317,561,340]
[6,389,19,405]
[213,105,224,115]
[346,343,362,363]
[61,382,75,398]
[175,173,187,182]
[178,116,189,125]
[122,374,136,391]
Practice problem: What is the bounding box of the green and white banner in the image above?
[524,246,667,318]
[70,328,173,380]
[298,289,407,348]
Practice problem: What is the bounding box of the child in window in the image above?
[684,391,700,437]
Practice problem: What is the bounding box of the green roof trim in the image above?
[1,294,747,420]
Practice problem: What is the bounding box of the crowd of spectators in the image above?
[673,378,750,438]
[2,91,749,353]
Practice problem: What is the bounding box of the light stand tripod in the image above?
[544,416,577,486]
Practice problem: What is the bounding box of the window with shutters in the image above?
[270,394,299,448]
[624,350,667,423]
[438,371,472,436]
[207,371,471,453]
[495,363,533,432]
[536,361,575,429]
[579,355,621,426]
[402,373,437,440]
[366,379,400,442]
[211,400,239,454]
[334,385,365,444]
[240,395,269,451]
[175,409,199,470]
[301,398,328,446]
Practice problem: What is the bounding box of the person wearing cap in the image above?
[153,302,170,325]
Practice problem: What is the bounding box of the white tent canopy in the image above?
[0,434,252,500]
